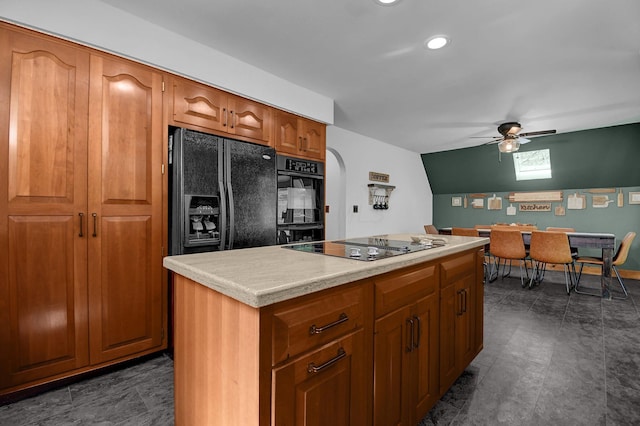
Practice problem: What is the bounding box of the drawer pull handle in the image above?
[307,347,346,374]
[309,313,348,335]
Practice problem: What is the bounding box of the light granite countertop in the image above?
[163,233,488,308]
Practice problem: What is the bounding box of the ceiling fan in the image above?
[477,122,557,153]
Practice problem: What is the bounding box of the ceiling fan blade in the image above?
[519,129,556,137]
[485,138,502,145]
[518,137,531,144]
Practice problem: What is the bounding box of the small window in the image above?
[513,149,552,181]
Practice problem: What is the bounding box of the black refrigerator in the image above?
[169,127,277,255]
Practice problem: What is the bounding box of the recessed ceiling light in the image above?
[374,0,400,6]
[425,35,449,50]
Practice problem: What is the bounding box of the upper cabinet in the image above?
[274,110,326,161]
[170,77,272,145]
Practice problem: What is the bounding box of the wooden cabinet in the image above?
[274,110,326,160]
[0,24,165,392]
[86,54,164,364]
[173,276,372,426]
[439,250,482,395]
[170,76,272,144]
[272,329,366,426]
[172,248,483,425]
[0,25,91,389]
[270,283,371,425]
[373,263,439,426]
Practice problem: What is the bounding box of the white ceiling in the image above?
[100,0,640,154]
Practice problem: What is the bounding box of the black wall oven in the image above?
[276,155,324,244]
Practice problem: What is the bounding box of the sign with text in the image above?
[519,203,552,212]
[369,172,389,183]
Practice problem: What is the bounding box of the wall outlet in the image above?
[353,205,358,213]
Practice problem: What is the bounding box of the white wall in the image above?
[326,127,433,239]
[0,0,333,124]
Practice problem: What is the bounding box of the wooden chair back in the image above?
[424,224,439,235]
[451,227,479,237]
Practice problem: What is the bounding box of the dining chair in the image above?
[489,228,529,287]
[424,224,439,235]
[575,231,636,299]
[451,227,479,237]
[528,231,576,294]
[546,227,578,259]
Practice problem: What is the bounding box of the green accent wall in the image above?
[421,123,640,271]
[421,122,640,194]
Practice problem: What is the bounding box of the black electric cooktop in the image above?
[282,236,445,261]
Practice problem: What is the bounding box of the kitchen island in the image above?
[164,233,488,426]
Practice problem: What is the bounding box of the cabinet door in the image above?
[300,118,326,160]
[87,55,164,364]
[439,253,476,394]
[273,329,367,426]
[373,306,412,426]
[413,292,439,422]
[0,27,90,388]
[438,283,457,394]
[473,249,484,357]
[274,110,301,155]
[228,95,271,144]
[454,277,474,375]
[171,77,229,132]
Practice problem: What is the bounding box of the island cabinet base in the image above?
[172,247,484,426]
[173,274,373,426]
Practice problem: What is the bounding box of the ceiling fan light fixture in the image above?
[425,35,449,50]
[498,138,520,153]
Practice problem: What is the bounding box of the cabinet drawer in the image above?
[171,78,228,132]
[272,285,364,365]
[375,262,438,317]
[439,251,476,289]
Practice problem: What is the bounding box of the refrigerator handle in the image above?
[227,182,235,249]
[219,180,227,250]
[224,141,235,250]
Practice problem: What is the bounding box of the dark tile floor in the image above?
[1,272,639,425]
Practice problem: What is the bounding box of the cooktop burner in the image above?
[282,237,444,261]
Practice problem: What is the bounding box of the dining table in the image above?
[440,228,616,299]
